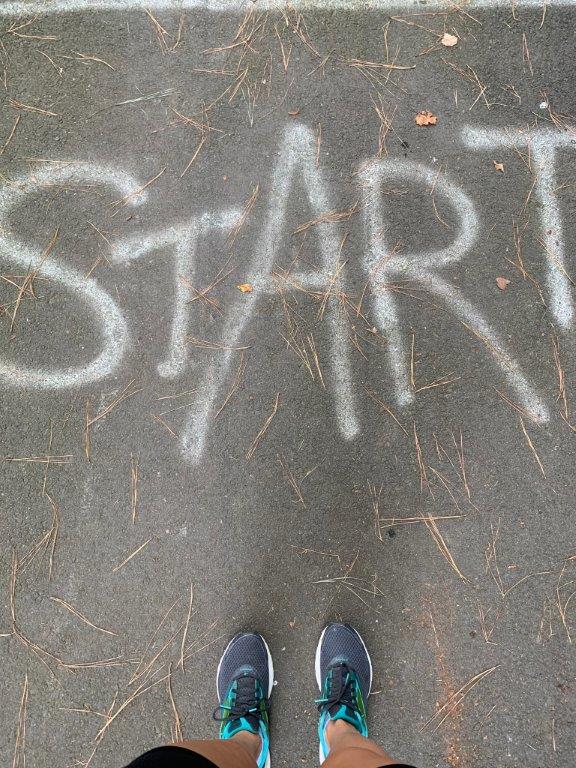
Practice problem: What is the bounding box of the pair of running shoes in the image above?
[215,622,372,768]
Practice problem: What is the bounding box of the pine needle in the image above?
[246,393,281,460]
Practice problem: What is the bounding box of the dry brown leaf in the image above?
[441,33,459,47]
[237,283,253,293]
[493,160,505,172]
[496,277,511,290]
[415,110,438,126]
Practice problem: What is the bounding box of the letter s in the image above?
[0,164,148,388]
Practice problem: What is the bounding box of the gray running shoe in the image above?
[315,623,373,763]
[215,633,274,768]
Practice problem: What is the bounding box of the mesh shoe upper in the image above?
[217,632,272,700]
[317,623,372,703]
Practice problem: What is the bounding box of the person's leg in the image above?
[169,732,260,768]
[123,632,273,768]
[325,720,398,768]
[123,739,256,768]
[315,623,416,768]
[323,719,404,767]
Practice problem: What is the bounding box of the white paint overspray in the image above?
[360,158,548,422]
[182,123,359,463]
[0,165,146,388]
[111,209,240,378]
[462,126,576,331]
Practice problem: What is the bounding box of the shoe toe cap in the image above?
[218,633,271,699]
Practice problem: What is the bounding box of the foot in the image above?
[215,632,274,768]
[315,623,372,763]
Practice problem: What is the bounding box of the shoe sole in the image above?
[314,625,373,765]
[216,633,274,768]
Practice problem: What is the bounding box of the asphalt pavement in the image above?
[1,2,575,767]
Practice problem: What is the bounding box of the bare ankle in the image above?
[229,730,261,760]
[325,718,360,748]
[325,719,398,766]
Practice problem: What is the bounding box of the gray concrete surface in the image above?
[1,3,575,767]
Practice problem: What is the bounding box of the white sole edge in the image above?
[314,625,374,765]
[314,627,328,691]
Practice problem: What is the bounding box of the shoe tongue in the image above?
[223,716,259,738]
[233,675,260,732]
[330,707,361,732]
[327,665,354,718]
[330,664,346,688]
